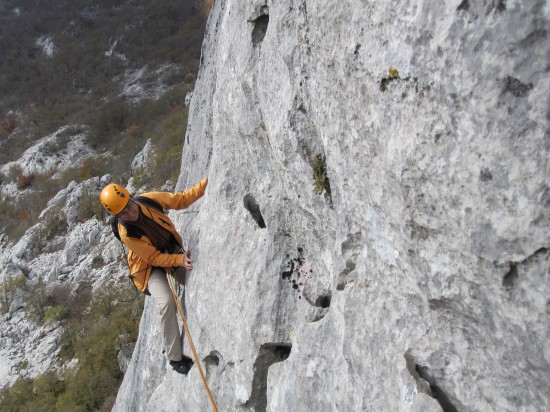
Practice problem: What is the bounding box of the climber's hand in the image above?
[184,253,193,271]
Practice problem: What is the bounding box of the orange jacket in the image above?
[118,179,207,292]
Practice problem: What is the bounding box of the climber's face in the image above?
[117,200,139,222]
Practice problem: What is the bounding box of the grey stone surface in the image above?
[114,1,549,411]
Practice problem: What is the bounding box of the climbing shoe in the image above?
[170,355,194,375]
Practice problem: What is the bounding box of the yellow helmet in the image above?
[99,183,130,215]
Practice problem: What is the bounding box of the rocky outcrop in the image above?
[0,175,127,389]
[0,125,92,180]
[114,1,549,411]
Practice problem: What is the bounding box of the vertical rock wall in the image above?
[114,1,549,411]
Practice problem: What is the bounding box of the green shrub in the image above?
[17,173,38,189]
[183,72,196,83]
[7,164,22,182]
[42,207,68,240]
[86,98,131,149]
[65,282,93,323]
[0,275,27,314]
[0,171,69,242]
[23,280,52,324]
[0,379,34,412]
[1,113,17,134]
[0,200,24,241]
[91,286,119,320]
[31,372,65,409]
[44,305,68,324]
[131,165,150,190]
[91,255,105,269]
[41,136,67,158]
[30,206,68,256]
[77,186,107,222]
[0,371,65,412]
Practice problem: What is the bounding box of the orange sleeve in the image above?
[123,234,185,267]
[142,179,208,210]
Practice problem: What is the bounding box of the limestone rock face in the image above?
[114,1,550,411]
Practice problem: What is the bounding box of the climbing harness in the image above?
[167,269,218,412]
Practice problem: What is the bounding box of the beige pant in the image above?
[147,267,186,362]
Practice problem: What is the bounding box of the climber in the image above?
[99,178,208,375]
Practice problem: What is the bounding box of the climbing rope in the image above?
[167,269,219,412]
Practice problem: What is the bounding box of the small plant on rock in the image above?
[312,153,332,199]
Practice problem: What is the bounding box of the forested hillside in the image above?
[0,0,207,240]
